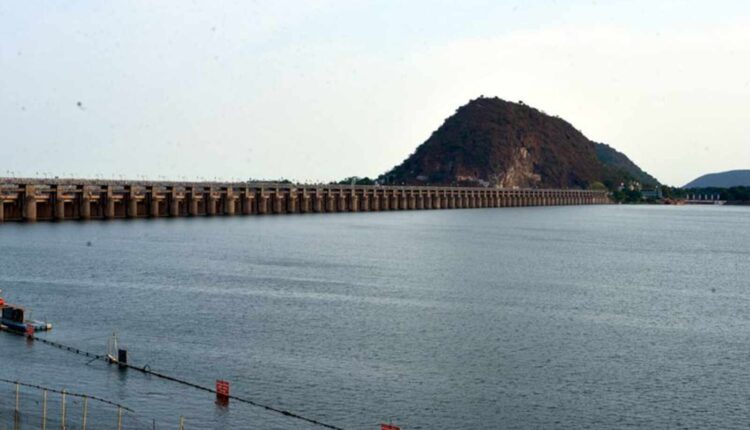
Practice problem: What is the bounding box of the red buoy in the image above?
[216,380,230,404]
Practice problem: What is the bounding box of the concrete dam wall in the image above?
[0,179,610,223]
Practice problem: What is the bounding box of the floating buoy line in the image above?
[1,327,348,430]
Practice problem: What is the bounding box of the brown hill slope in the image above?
[380,97,657,189]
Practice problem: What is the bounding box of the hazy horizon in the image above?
[2,1,749,186]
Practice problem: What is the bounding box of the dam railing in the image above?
[0,378,174,430]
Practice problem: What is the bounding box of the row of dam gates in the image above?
[0,179,610,223]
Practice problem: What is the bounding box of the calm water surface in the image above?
[1,205,749,429]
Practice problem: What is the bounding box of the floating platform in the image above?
[0,319,53,333]
[1,301,52,333]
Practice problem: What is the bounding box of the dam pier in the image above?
[0,179,609,223]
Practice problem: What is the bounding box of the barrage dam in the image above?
[0,179,609,222]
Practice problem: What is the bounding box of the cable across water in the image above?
[1,328,348,430]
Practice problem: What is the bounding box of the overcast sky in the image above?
[2,1,749,186]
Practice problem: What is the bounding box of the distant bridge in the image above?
[684,193,726,205]
[0,178,610,223]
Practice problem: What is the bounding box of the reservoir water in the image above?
[1,205,749,429]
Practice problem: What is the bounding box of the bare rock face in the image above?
[380,97,657,189]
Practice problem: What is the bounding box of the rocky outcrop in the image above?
[380,97,658,189]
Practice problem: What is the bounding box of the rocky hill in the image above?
[684,170,750,188]
[380,97,658,189]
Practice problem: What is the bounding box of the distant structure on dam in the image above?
[0,179,609,222]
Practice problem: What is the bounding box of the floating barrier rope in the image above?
[1,328,347,430]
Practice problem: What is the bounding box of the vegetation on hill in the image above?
[595,143,659,189]
[663,186,750,203]
[378,97,657,190]
[683,170,750,188]
[334,177,376,186]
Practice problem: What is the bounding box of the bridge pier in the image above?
[170,195,180,217]
[151,198,160,218]
[313,193,324,213]
[258,192,269,214]
[126,186,139,218]
[224,187,235,215]
[243,190,255,215]
[288,193,298,213]
[167,187,180,217]
[349,191,358,212]
[272,193,284,214]
[189,188,200,216]
[0,182,611,223]
[54,187,66,221]
[105,186,116,219]
[300,192,310,213]
[80,195,91,220]
[23,186,37,222]
[398,192,406,210]
[128,197,138,218]
[206,189,218,216]
[321,194,331,212]
[387,192,396,210]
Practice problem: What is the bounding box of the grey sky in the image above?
[2,1,749,186]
